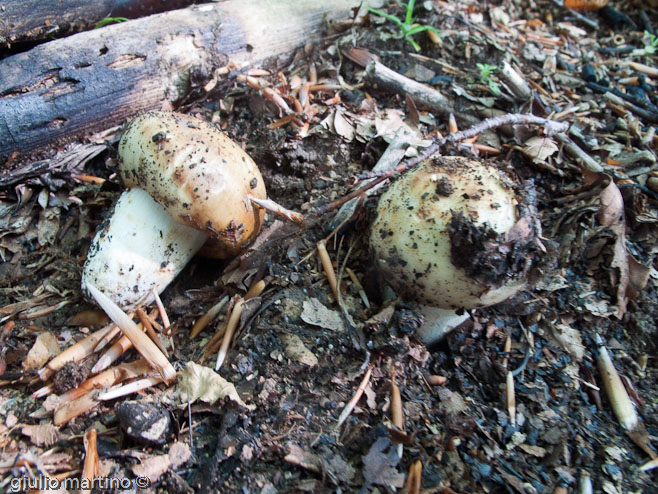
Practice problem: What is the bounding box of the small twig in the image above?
[245,279,267,300]
[317,240,339,302]
[335,365,373,430]
[87,284,176,383]
[353,114,569,182]
[249,196,306,226]
[506,371,516,426]
[97,376,163,401]
[391,366,404,459]
[363,59,479,126]
[554,133,604,174]
[346,268,370,309]
[188,389,194,452]
[137,308,168,357]
[39,324,114,381]
[404,460,422,494]
[215,298,245,370]
[151,289,170,332]
[596,334,639,431]
[190,295,229,339]
[82,428,100,493]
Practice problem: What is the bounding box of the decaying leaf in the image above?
[177,362,255,410]
[333,109,355,141]
[281,333,318,367]
[23,332,60,371]
[131,442,191,483]
[597,181,650,318]
[523,136,559,163]
[21,423,60,447]
[550,322,585,361]
[362,437,405,488]
[301,298,344,331]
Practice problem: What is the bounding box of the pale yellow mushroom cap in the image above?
[118,111,267,257]
[370,155,538,309]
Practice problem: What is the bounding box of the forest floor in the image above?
[1,1,658,493]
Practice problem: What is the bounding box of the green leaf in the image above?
[95,16,128,29]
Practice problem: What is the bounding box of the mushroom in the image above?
[81,111,267,308]
[370,155,541,343]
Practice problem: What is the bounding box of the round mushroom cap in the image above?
[370,156,536,310]
[118,111,267,257]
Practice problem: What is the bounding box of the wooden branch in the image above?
[0,0,195,46]
[0,0,367,161]
[364,60,480,127]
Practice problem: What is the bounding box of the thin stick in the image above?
[91,325,144,374]
[93,324,120,352]
[151,289,170,331]
[136,308,168,357]
[346,268,369,308]
[506,371,516,426]
[317,240,339,302]
[355,113,569,181]
[82,428,99,492]
[404,460,422,494]
[245,279,267,300]
[190,295,229,339]
[215,298,245,370]
[97,376,163,401]
[391,367,404,459]
[335,365,373,430]
[39,324,113,381]
[87,284,176,383]
[249,196,305,226]
[596,334,639,431]
[54,391,97,426]
[59,359,152,402]
[363,59,479,126]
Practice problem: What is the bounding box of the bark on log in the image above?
[0,0,196,46]
[0,0,364,161]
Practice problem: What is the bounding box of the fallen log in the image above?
[0,0,196,47]
[0,0,365,162]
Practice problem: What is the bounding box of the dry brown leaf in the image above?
[334,109,355,142]
[362,437,405,488]
[177,362,255,410]
[131,441,191,483]
[596,181,649,318]
[23,332,60,371]
[550,322,585,361]
[21,423,60,447]
[281,333,318,367]
[523,136,559,163]
[301,298,344,331]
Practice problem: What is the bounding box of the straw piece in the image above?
[86,284,176,383]
[39,324,113,381]
[215,298,245,371]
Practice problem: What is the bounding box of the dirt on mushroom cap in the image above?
[118,111,267,257]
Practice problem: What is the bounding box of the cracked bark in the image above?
[0,0,365,161]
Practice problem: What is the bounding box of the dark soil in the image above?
[1,1,658,493]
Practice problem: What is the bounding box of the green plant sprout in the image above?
[476,63,501,96]
[631,31,658,56]
[367,0,439,52]
[95,17,129,29]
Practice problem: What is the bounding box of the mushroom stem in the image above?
[81,188,207,309]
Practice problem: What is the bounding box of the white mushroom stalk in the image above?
[81,189,207,308]
[81,111,268,308]
[370,155,541,343]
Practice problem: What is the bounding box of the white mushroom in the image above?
[81,111,267,308]
[370,155,540,342]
